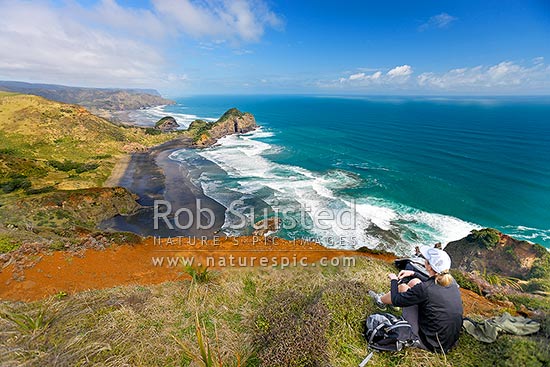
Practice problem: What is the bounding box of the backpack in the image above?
[364,313,417,351]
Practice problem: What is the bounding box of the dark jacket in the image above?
[390,275,463,353]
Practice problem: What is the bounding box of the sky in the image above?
[1,0,550,96]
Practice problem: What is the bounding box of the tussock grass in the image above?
[184,265,217,284]
[0,257,548,366]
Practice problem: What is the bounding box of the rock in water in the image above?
[155,116,180,132]
[188,108,257,146]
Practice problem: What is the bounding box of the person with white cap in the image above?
[369,245,463,353]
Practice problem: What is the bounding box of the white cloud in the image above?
[371,71,383,80]
[0,0,164,87]
[333,65,414,88]
[417,61,550,90]
[76,0,169,39]
[387,65,413,78]
[349,72,366,81]
[533,56,545,65]
[152,0,283,42]
[0,0,282,88]
[344,71,383,83]
[328,59,550,93]
[419,13,457,31]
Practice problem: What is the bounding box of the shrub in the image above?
[188,119,212,142]
[481,269,523,291]
[506,294,550,312]
[48,160,99,173]
[451,269,482,295]
[173,313,249,367]
[524,278,550,293]
[529,252,550,280]
[25,185,56,195]
[93,154,112,159]
[101,231,142,245]
[0,236,19,253]
[1,176,31,193]
[469,228,501,248]
[184,265,216,284]
[0,148,18,155]
[144,128,161,135]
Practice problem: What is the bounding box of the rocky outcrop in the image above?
[188,108,257,147]
[155,116,180,132]
[445,228,549,280]
[1,187,141,229]
[253,217,282,236]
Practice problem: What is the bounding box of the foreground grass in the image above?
[1,257,548,367]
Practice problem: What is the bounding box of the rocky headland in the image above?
[154,116,180,132]
[187,107,257,146]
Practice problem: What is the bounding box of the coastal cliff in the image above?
[446,228,549,280]
[446,228,550,299]
[188,107,257,146]
[0,81,174,112]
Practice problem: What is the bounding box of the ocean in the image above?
[133,95,550,253]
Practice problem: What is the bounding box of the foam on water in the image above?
[182,128,480,253]
[500,225,550,246]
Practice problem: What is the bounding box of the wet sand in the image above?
[101,137,226,237]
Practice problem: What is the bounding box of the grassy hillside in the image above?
[0,92,184,249]
[0,93,180,192]
[0,256,548,367]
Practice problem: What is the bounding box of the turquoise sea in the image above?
[133,96,550,253]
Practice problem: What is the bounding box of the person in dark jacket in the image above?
[369,246,463,353]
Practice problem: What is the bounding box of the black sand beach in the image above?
[101,137,226,237]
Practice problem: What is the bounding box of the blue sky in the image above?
[1,0,549,95]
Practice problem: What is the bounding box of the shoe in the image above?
[368,290,387,310]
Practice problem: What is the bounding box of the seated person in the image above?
[369,246,463,353]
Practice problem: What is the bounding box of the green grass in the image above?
[0,306,53,334]
[1,257,546,366]
[0,235,19,253]
[184,265,217,284]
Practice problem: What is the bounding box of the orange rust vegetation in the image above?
[0,236,502,316]
[0,237,360,301]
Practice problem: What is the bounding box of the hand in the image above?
[388,273,398,281]
[398,270,415,279]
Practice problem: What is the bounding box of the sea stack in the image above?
[154,116,180,132]
[188,108,257,147]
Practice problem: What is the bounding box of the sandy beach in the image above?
[103,154,131,187]
[101,137,226,237]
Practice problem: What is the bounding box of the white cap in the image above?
[419,245,451,274]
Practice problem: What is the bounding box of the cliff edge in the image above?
[446,228,550,297]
